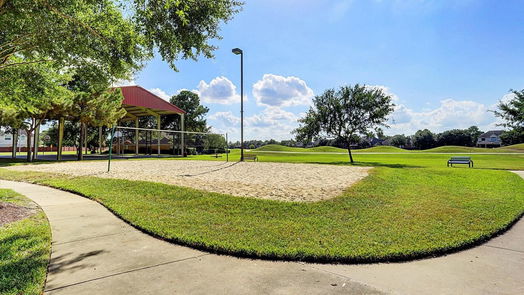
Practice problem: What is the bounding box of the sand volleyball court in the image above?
[8,160,371,202]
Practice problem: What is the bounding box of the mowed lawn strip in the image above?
[0,189,51,295]
[185,150,524,170]
[0,167,522,262]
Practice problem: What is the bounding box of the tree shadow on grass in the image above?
[0,233,49,295]
[0,158,59,167]
[307,161,422,168]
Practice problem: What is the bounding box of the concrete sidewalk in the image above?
[1,178,523,295]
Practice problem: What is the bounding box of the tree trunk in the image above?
[346,139,354,164]
[347,147,354,164]
[26,130,32,162]
[78,122,84,161]
[11,129,17,159]
[32,123,39,162]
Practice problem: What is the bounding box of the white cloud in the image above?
[247,107,298,128]
[148,88,171,101]
[208,107,299,141]
[197,76,241,104]
[208,111,241,125]
[387,99,499,135]
[252,74,314,107]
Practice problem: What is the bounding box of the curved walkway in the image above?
[1,177,523,295]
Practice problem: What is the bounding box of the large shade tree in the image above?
[412,129,436,150]
[0,58,71,161]
[2,0,242,160]
[0,0,242,71]
[65,65,127,160]
[390,134,408,148]
[294,84,395,163]
[163,90,210,132]
[494,89,524,145]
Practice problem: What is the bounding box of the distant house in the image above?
[477,130,504,147]
[0,130,27,148]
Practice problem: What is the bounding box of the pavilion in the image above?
[55,85,186,160]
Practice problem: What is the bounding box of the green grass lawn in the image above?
[0,189,51,295]
[0,167,522,263]
[0,145,523,263]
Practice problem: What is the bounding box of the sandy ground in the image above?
[7,160,371,202]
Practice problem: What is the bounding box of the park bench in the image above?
[243,154,258,161]
[447,156,473,168]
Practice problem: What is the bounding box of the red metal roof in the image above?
[118,86,185,116]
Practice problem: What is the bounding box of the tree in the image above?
[204,134,226,153]
[412,129,436,150]
[66,65,127,160]
[466,126,483,146]
[280,139,297,147]
[0,58,71,161]
[390,134,408,148]
[436,129,472,146]
[45,121,79,148]
[1,0,242,71]
[500,129,524,145]
[493,89,524,144]
[163,90,210,132]
[294,84,395,163]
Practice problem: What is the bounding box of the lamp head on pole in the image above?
[232,48,243,55]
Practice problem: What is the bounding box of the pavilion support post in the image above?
[135,118,139,155]
[156,114,161,156]
[57,118,64,160]
[180,113,185,157]
[98,126,102,154]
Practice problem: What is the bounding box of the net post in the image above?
[226,133,228,162]
[135,117,139,155]
[180,113,185,157]
[156,115,161,157]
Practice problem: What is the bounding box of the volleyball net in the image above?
[107,126,228,160]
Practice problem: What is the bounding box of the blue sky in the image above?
[120,0,524,141]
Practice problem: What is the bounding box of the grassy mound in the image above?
[498,143,524,152]
[0,189,51,295]
[353,146,408,153]
[254,144,346,153]
[423,146,486,153]
[254,144,406,153]
[1,167,522,263]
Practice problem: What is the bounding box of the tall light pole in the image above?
[232,47,244,161]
